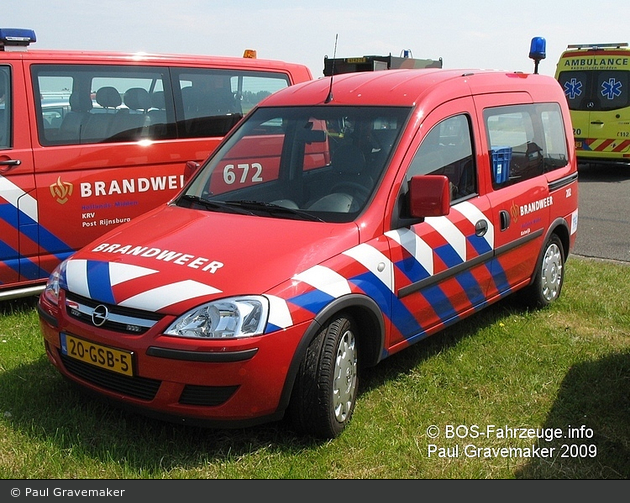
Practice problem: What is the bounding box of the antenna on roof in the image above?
[325,34,338,104]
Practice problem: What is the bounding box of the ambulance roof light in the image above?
[567,42,628,50]
[529,37,546,75]
[0,28,36,51]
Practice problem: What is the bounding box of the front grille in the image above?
[60,352,161,401]
[179,384,239,406]
[65,292,163,335]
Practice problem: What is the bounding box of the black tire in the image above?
[287,314,359,439]
[522,234,565,309]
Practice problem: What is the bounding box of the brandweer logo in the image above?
[49,176,73,204]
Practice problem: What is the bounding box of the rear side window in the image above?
[484,103,569,189]
[32,65,292,146]
[0,66,10,149]
[174,69,290,138]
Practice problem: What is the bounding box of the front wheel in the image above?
[287,314,359,439]
[523,234,565,308]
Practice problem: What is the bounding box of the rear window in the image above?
[558,69,630,111]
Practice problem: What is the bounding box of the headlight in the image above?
[42,259,68,306]
[164,296,269,339]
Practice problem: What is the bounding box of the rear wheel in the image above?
[287,314,359,439]
[523,234,565,308]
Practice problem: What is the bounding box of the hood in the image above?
[62,205,360,314]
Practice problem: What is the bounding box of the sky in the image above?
[3,0,626,79]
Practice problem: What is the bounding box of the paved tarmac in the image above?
[572,162,630,263]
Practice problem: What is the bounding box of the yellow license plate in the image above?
[60,333,134,377]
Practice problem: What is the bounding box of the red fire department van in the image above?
[38,39,578,438]
[0,28,312,300]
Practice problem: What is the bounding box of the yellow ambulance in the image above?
[555,43,630,166]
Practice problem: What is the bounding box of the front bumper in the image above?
[38,297,309,427]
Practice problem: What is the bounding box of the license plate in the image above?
[60,333,134,377]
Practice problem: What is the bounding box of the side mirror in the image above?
[409,174,450,218]
[184,160,201,182]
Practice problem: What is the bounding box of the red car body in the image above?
[38,67,578,438]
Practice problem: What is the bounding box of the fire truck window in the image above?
[0,67,9,149]
[33,65,173,146]
[407,114,476,202]
[484,103,568,189]
[176,69,290,138]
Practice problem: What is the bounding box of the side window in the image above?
[175,69,290,138]
[407,114,477,202]
[236,75,288,114]
[0,66,10,149]
[33,65,173,146]
[484,103,568,189]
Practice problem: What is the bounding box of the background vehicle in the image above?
[555,42,630,166]
[323,50,442,76]
[0,28,312,300]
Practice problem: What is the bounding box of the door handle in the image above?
[0,159,21,172]
[590,120,604,125]
[499,210,510,231]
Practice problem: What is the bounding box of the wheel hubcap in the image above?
[333,329,357,422]
[541,243,562,302]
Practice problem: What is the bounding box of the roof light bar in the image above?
[567,42,628,50]
[0,28,37,51]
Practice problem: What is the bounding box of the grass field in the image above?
[0,256,628,479]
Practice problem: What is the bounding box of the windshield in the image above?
[178,106,411,223]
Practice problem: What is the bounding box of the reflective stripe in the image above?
[293,264,351,298]
[343,243,394,292]
[119,280,221,311]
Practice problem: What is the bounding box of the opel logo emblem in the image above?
[92,305,109,327]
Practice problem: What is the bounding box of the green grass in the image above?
[1,256,628,479]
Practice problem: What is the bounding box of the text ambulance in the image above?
[555,42,630,165]
[0,28,312,300]
[38,41,578,439]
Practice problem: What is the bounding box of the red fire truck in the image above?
[38,38,578,438]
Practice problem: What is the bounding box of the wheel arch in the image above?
[532,217,571,281]
[549,217,571,262]
[276,294,385,415]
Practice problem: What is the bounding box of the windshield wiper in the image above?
[225,200,325,222]
[177,194,254,215]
